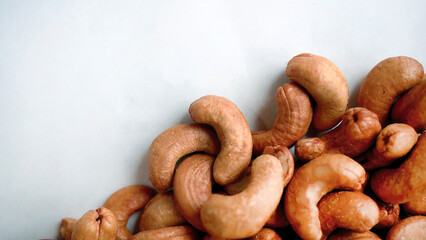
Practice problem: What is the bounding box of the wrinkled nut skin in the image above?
[286,53,349,130]
[189,95,252,186]
[173,154,215,231]
[200,154,284,239]
[71,207,118,240]
[131,225,201,240]
[60,218,77,240]
[252,82,313,154]
[370,133,426,204]
[284,154,367,240]
[374,201,400,229]
[104,185,156,240]
[391,76,426,132]
[402,190,426,215]
[327,229,381,240]
[139,191,187,231]
[295,107,381,162]
[358,56,424,126]
[248,228,282,240]
[362,123,417,171]
[318,191,380,237]
[148,123,220,191]
[386,215,426,240]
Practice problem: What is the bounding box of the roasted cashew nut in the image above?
[148,123,220,191]
[358,56,424,126]
[326,229,381,240]
[200,154,284,239]
[284,154,366,240]
[295,107,381,162]
[374,200,400,229]
[173,154,215,231]
[248,228,282,240]
[131,225,201,240]
[252,82,313,154]
[103,185,156,240]
[370,133,426,204]
[138,191,187,231]
[71,207,118,240]
[401,190,426,215]
[286,53,349,130]
[60,218,77,240]
[386,215,426,240]
[189,95,252,186]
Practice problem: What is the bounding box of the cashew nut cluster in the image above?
[56,54,425,240]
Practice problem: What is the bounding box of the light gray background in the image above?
[1,1,425,239]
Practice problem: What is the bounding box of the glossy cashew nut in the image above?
[358,56,424,126]
[131,225,201,240]
[60,218,77,240]
[189,95,252,186]
[200,154,284,239]
[148,123,220,191]
[138,191,187,231]
[173,154,214,231]
[103,185,156,240]
[71,207,118,240]
[370,133,426,204]
[286,53,349,130]
[386,215,426,240]
[284,154,367,240]
[252,82,313,154]
[327,229,381,240]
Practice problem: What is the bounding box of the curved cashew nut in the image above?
[286,53,349,130]
[103,185,156,240]
[148,123,220,191]
[189,95,252,186]
[200,154,284,239]
[402,190,426,215]
[71,207,118,240]
[139,191,187,231]
[295,107,381,162]
[60,218,77,240]
[361,123,417,171]
[370,133,426,204]
[391,76,426,132]
[374,200,400,229]
[131,225,201,240]
[318,191,379,237]
[173,154,215,231]
[327,229,381,240]
[358,56,424,126]
[386,216,426,240]
[252,82,313,154]
[284,154,367,240]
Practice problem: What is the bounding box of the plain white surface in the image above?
[0,0,425,239]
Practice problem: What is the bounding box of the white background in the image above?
[0,1,425,239]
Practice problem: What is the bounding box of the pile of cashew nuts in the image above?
[58,54,426,240]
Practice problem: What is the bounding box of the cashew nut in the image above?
[370,133,426,204]
[252,82,313,154]
[60,218,77,240]
[71,207,118,240]
[402,190,426,215]
[327,229,381,240]
[295,107,381,162]
[148,123,220,191]
[131,225,201,240]
[139,191,187,231]
[103,185,156,240]
[248,228,282,240]
[189,95,252,186]
[391,75,426,132]
[200,154,284,239]
[286,53,349,130]
[358,56,424,126]
[374,200,400,229]
[361,123,417,171]
[173,154,215,231]
[386,215,426,240]
[284,154,367,240]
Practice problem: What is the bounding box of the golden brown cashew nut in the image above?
[173,154,215,231]
[391,76,426,132]
[284,154,367,240]
[358,56,424,126]
[327,229,381,240]
[252,82,313,154]
[318,191,380,237]
[295,108,381,162]
[189,95,252,186]
[71,207,118,240]
[139,191,187,231]
[386,215,426,240]
[60,218,77,240]
[148,123,220,191]
[200,154,284,239]
[402,190,426,215]
[103,185,156,240]
[374,201,400,229]
[286,53,349,130]
[370,133,426,204]
[361,123,417,171]
[131,225,201,240]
